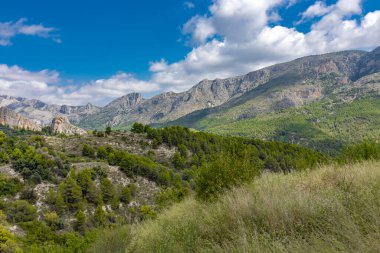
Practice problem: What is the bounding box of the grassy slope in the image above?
[192,97,380,154]
[89,160,380,252]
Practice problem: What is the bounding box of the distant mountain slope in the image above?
[0,95,100,126]
[1,47,379,142]
[166,49,380,153]
[0,107,42,131]
[80,49,366,129]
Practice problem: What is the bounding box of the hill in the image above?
[89,160,380,253]
[167,48,380,153]
[0,125,332,252]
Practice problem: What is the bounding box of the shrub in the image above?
[0,226,22,253]
[0,176,22,197]
[131,123,145,133]
[6,200,37,223]
[82,144,95,158]
[196,152,261,200]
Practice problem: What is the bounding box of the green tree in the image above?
[60,177,83,211]
[93,205,106,227]
[131,123,145,133]
[76,169,94,196]
[0,152,9,164]
[87,183,100,204]
[100,178,115,203]
[75,210,86,233]
[55,189,66,214]
[97,146,108,160]
[0,131,5,145]
[177,144,188,158]
[172,152,186,170]
[82,144,95,158]
[120,186,132,204]
[196,152,260,200]
[105,126,112,135]
[6,200,37,223]
[44,212,63,231]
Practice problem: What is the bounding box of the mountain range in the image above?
[1,47,379,151]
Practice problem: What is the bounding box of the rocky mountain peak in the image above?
[106,92,143,110]
[50,116,87,135]
[352,47,380,80]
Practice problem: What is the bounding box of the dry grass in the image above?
[124,161,380,253]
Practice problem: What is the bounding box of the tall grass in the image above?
[123,161,380,252]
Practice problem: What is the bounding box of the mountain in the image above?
[78,49,369,129]
[167,48,380,153]
[0,47,379,152]
[0,107,42,131]
[353,46,380,80]
[0,95,100,126]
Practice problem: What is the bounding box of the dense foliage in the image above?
[135,123,328,199]
[171,97,380,155]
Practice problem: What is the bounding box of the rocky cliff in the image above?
[0,107,42,131]
[0,95,101,126]
[50,116,87,135]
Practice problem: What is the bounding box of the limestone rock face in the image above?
[0,107,41,131]
[50,116,87,135]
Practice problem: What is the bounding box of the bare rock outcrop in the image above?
[50,116,87,135]
[0,107,41,131]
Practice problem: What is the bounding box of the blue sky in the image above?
[0,0,380,105]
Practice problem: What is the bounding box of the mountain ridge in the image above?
[0,47,379,141]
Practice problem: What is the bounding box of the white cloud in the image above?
[300,1,334,21]
[183,16,216,44]
[0,64,159,106]
[184,1,195,9]
[149,0,380,91]
[0,18,58,46]
[1,0,380,105]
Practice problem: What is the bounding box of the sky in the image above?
[0,0,380,106]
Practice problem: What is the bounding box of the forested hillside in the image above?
[0,124,337,252]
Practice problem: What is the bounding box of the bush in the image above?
[44,212,63,231]
[196,152,261,200]
[82,144,95,158]
[0,226,22,253]
[339,141,380,164]
[131,123,145,134]
[120,186,132,204]
[6,200,37,223]
[0,176,22,197]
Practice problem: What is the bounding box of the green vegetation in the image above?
[173,97,380,155]
[90,160,380,253]
[0,123,377,251]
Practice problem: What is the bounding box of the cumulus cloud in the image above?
[1,0,380,104]
[0,18,58,46]
[0,64,159,106]
[149,0,380,91]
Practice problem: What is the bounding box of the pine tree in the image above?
[93,204,106,227]
[55,189,66,214]
[100,178,115,203]
[75,210,86,233]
